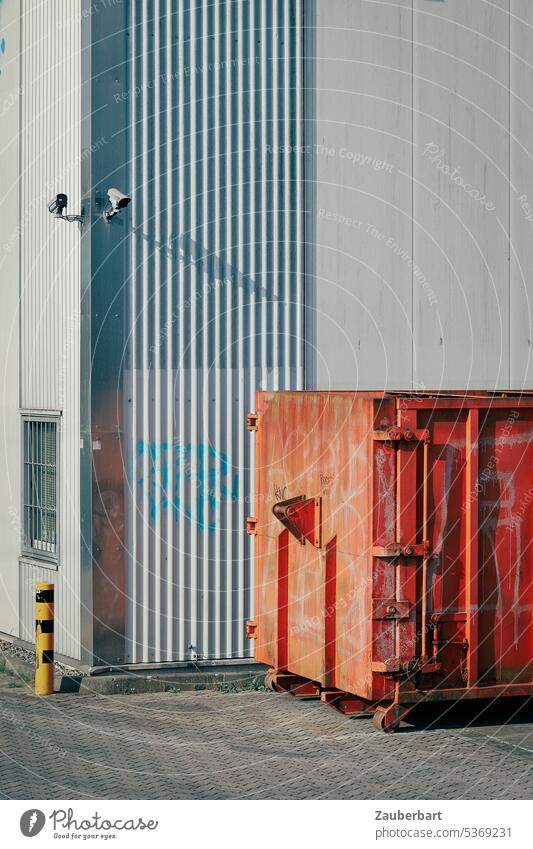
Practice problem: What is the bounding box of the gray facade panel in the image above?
[313,0,413,390]
[413,0,510,390]
[313,0,531,392]
[510,0,533,388]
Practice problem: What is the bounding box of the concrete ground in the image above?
[1,685,533,799]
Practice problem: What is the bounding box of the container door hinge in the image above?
[373,427,430,444]
[246,517,257,535]
[246,620,257,639]
[247,412,258,431]
[372,541,430,559]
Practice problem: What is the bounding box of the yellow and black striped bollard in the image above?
[35,582,54,696]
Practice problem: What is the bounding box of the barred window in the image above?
[22,417,59,561]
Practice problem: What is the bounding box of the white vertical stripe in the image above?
[272,1,280,389]
[201,0,210,655]
[295,0,303,388]
[260,1,268,391]
[236,0,245,657]
[284,0,291,381]
[247,0,257,647]
[165,0,175,660]
[153,0,162,662]
[224,0,233,656]
[127,0,138,663]
[140,1,150,662]
[189,0,198,657]
[213,1,222,658]
[177,0,186,660]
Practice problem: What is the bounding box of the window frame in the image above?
[20,412,61,568]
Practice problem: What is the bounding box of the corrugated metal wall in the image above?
[19,0,81,659]
[121,0,304,662]
[0,0,22,641]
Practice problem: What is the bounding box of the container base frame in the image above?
[264,668,533,733]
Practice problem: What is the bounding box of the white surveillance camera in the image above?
[104,187,132,221]
[48,193,68,216]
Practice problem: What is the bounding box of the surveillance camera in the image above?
[104,187,131,221]
[47,192,84,224]
[48,193,68,216]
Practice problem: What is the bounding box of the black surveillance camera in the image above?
[47,192,84,224]
[48,193,68,216]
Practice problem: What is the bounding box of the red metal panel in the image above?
[332,396,374,699]
[287,538,324,683]
[465,409,479,686]
[418,407,468,688]
[253,392,533,727]
[255,392,376,696]
[277,530,289,670]
[370,397,398,700]
[477,407,533,684]
[324,537,337,688]
[395,406,420,678]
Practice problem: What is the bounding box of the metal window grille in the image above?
[22,418,58,560]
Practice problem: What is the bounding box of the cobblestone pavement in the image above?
[0,688,532,799]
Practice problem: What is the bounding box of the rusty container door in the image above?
[253,392,378,700]
[403,396,533,693]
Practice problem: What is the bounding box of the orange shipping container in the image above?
[249,392,533,732]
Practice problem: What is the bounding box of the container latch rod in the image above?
[373,427,430,444]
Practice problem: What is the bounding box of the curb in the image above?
[59,663,269,695]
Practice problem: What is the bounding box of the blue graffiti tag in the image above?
[136,440,239,530]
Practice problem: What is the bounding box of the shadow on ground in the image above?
[399,696,533,733]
